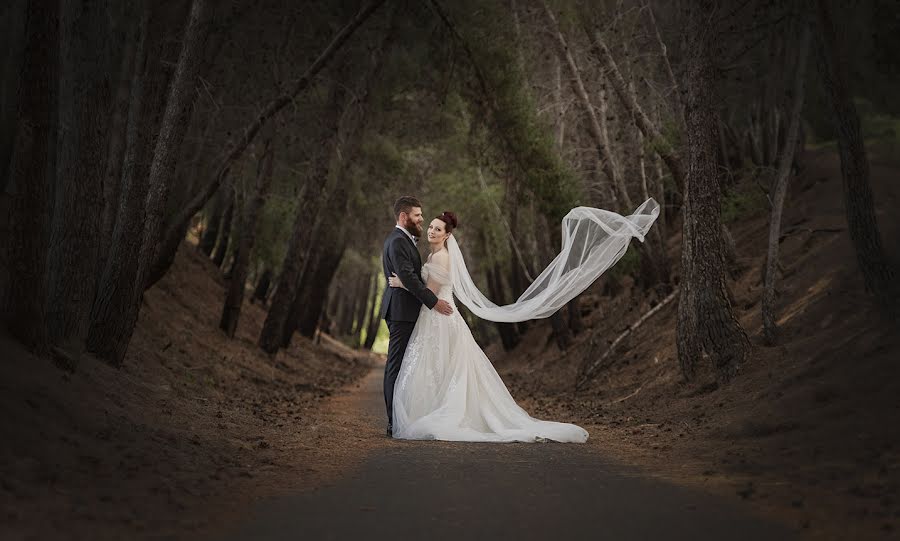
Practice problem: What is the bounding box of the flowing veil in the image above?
[447,198,660,323]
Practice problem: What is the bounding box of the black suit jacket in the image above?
[380,227,438,322]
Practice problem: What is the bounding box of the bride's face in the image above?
[427,219,450,246]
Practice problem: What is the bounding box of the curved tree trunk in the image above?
[220,138,275,338]
[362,273,381,350]
[198,186,226,256]
[258,77,347,354]
[87,0,210,365]
[762,26,811,344]
[211,189,234,268]
[148,0,387,290]
[675,2,750,383]
[46,0,113,352]
[539,0,631,210]
[0,0,27,194]
[1,0,59,351]
[252,267,273,305]
[814,0,897,318]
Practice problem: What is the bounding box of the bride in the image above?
[388,201,659,443]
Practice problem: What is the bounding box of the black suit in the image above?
[380,227,438,427]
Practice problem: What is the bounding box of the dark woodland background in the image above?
[1,0,898,539]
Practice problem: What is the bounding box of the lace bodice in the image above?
[422,261,453,301]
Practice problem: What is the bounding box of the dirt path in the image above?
[215,368,796,540]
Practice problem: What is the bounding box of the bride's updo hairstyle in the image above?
[436,211,458,233]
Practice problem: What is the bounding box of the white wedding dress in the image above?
[391,198,660,443]
[391,255,589,443]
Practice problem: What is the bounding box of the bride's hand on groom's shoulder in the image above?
[388,272,405,289]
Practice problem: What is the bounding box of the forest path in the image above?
[217,368,795,540]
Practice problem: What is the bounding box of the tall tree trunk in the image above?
[98,15,140,270]
[351,270,372,338]
[1,0,59,351]
[148,0,387,289]
[298,238,348,340]
[86,7,153,358]
[252,267,273,305]
[46,0,113,352]
[211,189,234,268]
[258,77,348,354]
[0,0,27,194]
[814,0,897,317]
[582,24,686,196]
[540,0,632,210]
[762,26,811,344]
[198,185,226,256]
[486,263,521,351]
[675,3,750,383]
[87,0,211,365]
[220,138,275,337]
[362,273,381,350]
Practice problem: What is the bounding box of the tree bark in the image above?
[539,0,632,210]
[814,0,897,318]
[211,189,234,268]
[98,13,140,270]
[362,273,381,350]
[762,26,811,344]
[0,0,28,194]
[46,0,113,351]
[148,0,387,289]
[220,138,275,338]
[252,267,273,305]
[1,0,59,351]
[582,25,686,195]
[86,7,152,359]
[258,77,348,354]
[675,3,750,383]
[87,0,211,364]
[486,263,521,351]
[198,185,226,256]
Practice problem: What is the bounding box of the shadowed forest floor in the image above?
[0,243,378,540]
[0,149,897,540]
[492,149,900,540]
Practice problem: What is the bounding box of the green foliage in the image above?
[721,182,768,224]
[605,246,640,284]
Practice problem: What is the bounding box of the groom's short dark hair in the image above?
[394,196,422,219]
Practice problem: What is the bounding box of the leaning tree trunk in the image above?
[198,185,226,256]
[540,0,631,210]
[211,190,234,268]
[814,0,897,318]
[252,267,273,304]
[0,0,28,194]
[258,78,347,354]
[88,0,210,365]
[362,273,381,349]
[351,270,372,339]
[98,16,139,270]
[147,0,387,290]
[46,0,113,352]
[762,26,811,344]
[486,262,521,351]
[86,7,153,358]
[675,3,751,383]
[1,0,59,351]
[284,176,354,348]
[220,138,275,338]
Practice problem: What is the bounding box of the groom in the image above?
[380,196,453,437]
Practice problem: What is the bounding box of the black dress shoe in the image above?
[386,424,393,437]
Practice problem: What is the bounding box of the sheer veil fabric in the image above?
[391,199,659,443]
[449,198,660,323]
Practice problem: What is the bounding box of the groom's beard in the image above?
[404,222,423,238]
